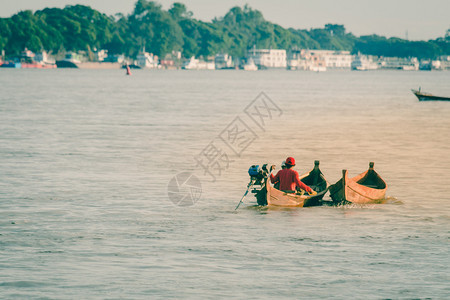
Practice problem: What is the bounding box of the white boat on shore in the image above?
[243,58,258,71]
[351,55,378,71]
[308,65,327,72]
[56,52,122,69]
[182,57,215,70]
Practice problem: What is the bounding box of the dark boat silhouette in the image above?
[411,88,450,101]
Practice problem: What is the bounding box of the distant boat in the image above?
[56,52,121,69]
[243,58,258,71]
[0,61,21,68]
[121,64,141,69]
[21,62,56,69]
[56,61,122,69]
[309,65,327,72]
[1,49,56,69]
[351,55,378,71]
[411,88,450,101]
[182,57,215,70]
[329,162,387,204]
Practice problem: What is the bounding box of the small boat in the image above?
[243,58,258,71]
[411,89,450,101]
[0,61,21,68]
[351,55,378,71]
[256,161,329,207]
[329,162,387,204]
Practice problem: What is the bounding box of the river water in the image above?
[0,69,449,299]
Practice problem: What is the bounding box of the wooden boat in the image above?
[411,89,450,101]
[299,160,330,206]
[265,160,329,207]
[329,162,387,204]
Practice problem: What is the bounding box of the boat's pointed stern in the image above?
[329,169,347,203]
[314,160,320,169]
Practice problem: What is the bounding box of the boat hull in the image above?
[412,89,450,101]
[0,62,21,68]
[56,61,122,69]
[266,180,307,207]
[329,163,387,204]
[266,161,329,207]
[21,63,56,69]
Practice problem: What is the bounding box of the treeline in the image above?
[0,0,449,59]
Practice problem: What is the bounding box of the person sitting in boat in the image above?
[273,161,287,190]
[270,157,317,195]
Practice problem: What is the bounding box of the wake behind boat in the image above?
[411,88,450,101]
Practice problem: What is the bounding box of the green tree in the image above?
[0,19,11,51]
[0,1,448,60]
[169,3,193,20]
[128,0,183,57]
[325,24,346,36]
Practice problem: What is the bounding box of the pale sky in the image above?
[1,0,449,41]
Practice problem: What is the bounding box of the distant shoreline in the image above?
[1,2,448,64]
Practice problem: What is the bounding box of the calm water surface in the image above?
[0,69,449,299]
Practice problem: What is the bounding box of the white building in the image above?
[95,49,108,62]
[287,49,326,71]
[323,50,351,68]
[351,55,378,70]
[243,58,258,71]
[215,53,233,69]
[306,50,352,69]
[288,49,352,71]
[380,57,419,70]
[136,52,159,69]
[34,51,56,65]
[438,56,450,70]
[182,57,215,70]
[246,47,287,68]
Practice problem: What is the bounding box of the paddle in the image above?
[235,180,255,210]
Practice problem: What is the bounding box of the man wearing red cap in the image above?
[270,157,317,195]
